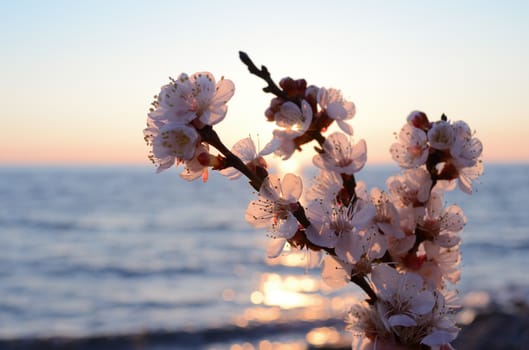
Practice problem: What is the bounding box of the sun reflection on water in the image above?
[251,273,322,310]
[221,248,360,349]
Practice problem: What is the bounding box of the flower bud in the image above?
[197,152,224,169]
[407,110,431,130]
[279,77,307,99]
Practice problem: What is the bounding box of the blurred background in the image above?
[1,1,529,349]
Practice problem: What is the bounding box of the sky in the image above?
[1,0,528,167]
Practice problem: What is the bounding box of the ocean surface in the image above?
[1,164,528,349]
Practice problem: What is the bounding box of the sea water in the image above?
[0,164,528,347]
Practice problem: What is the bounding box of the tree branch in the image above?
[239,51,289,100]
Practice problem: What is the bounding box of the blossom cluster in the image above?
[143,72,235,179]
[144,52,483,349]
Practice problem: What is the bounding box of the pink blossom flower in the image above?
[313,132,367,175]
[274,101,312,132]
[245,173,303,239]
[386,168,433,208]
[336,224,387,270]
[428,120,454,150]
[155,72,235,126]
[417,241,461,288]
[180,143,210,182]
[219,136,272,179]
[321,255,353,289]
[144,119,199,173]
[266,100,313,160]
[305,169,343,203]
[305,196,375,249]
[449,120,484,193]
[371,264,436,330]
[369,187,405,239]
[390,124,429,168]
[418,191,466,248]
[317,87,356,135]
[347,272,459,349]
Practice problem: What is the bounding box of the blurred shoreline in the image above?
[1,301,528,350]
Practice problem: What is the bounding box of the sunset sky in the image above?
[1,0,528,167]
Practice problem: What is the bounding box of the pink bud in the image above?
[197,152,211,166]
[407,110,431,130]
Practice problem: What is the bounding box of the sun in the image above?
[268,155,310,176]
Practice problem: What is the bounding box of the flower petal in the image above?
[388,314,417,327]
[282,173,303,202]
[277,214,298,238]
[410,290,435,315]
[267,238,287,258]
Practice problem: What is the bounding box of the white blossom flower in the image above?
[180,143,210,182]
[156,72,235,126]
[370,187,405,239]
[305,169,343,203]
[347,269,458,349]
[418,241,461,288]
[456,161,483,194]
[386,168,433,208]
[266,100,313,160]
[428,120,454,150]
[371,264,435,330]
[313,132,367,175]
[418,191,466,248]
[245,173,303,239]
[336,224,387,270]
[274,101,312,132]
[390,124,429,168]
[419,291,460,348]
[317,87,356,135]
[306,196,375,249]
[144,119,199,173]
[219,136,272,179]
[449,120,484,193]
[321,255,353,290]
[450,121,482,168]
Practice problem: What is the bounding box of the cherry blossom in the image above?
[336,224,387,271]
[369,188,405,239]
[245,173,303,239]
[219,136,271,179]
[180,143,211,182]
[144,120,199,173]
[390,124,429,168]
[154,72,235,126]
[305,169,343,203]
[418,241,461,288]
[321,255,354,289]
[449,120,484,193]
[386,168,432,208]
[144,56,484,350]
[371,264,436,330]
[418,191,466,248]
[306,196,375,249]
[266,100,313,160]
[428,120,454,150]
[317,87,356,135]
[274,101,312,132]
[313,131,367,175]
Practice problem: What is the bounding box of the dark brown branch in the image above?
[197,125,263,191]
[351,274,378,304]
[239,51,289,100]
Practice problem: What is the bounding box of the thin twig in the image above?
[239,51,289,100]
